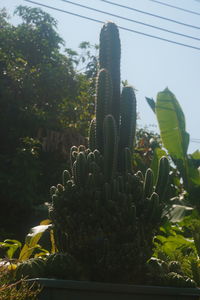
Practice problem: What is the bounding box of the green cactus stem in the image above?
[103,114,118,182]
[88,118,96,151]
[119,86,137,151]
[143,168,154,199]
[155,156,170,202]
[99,22,121,130]
[73,152,87,188]
[95,68,113,153]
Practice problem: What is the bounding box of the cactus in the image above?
[48,21,171,285]
[73,151,87,188]
[99,22,121,130]
[95,69,113,152]
[119,86,137,150]
[88,118,96,151]
[155,156,170,202]
[143,168,154,199]
[16,258,46,280]
[103,114,118,182]
[45,253,80,280]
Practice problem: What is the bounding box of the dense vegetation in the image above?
[0,6,96,240]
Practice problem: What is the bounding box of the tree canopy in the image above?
[0,6,96,239]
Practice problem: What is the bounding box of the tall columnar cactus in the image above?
[99,22,121,130]
[95,68,113,152]
[118,86,137,172]
[119,86,137,150]
[103,114,118,182]
[49,21,171,284]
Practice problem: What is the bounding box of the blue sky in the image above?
[3,0,200,153]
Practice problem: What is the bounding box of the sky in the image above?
[2,0,200,153]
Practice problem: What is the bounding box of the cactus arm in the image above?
[143,168,154,199]
[155,156,170,202]
[119,86,137,151]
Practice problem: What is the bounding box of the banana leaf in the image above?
[155,88,190,187]
[19,220,52,261]
[155,88,189,159]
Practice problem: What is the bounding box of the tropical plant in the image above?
[146,89,200,208]
[0,220,52,265]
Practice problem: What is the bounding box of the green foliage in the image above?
[153,215,200,286]
[146,257,196,287]
[0,6,96,239]
[0,221,52,262]
[155,88,190,159]
[146,88,200,207]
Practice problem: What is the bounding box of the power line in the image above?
[191,139,200,143]
[24,0,200,51]
[59,0,200,42]
[100,0,200,30]
[148,0,200,16]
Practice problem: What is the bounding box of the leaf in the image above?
[188,160,200,186]
[168,204,193,223]
[0,239,22,259]
[145,97,156,113]
[155,88,190,187]
[191,150,200,160]
[19,224,51,261]
[156,88,189,159]
[40,219,51,225]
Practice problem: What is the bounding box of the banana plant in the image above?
[146,88,200,191]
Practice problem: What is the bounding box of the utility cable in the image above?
[24,0,200,51]
[58,0,200,42]
[148,0,200,16]
[100,0,200,30]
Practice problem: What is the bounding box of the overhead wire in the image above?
[58,0,200,42]
[147,0,200,16]
[191,139,200,143]
[100,0,200,30]
[24,0,200,51]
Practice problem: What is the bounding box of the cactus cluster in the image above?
[49,22,170,284]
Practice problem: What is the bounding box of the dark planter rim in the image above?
[30,278,200,296]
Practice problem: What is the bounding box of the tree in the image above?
[0,6,95,240]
